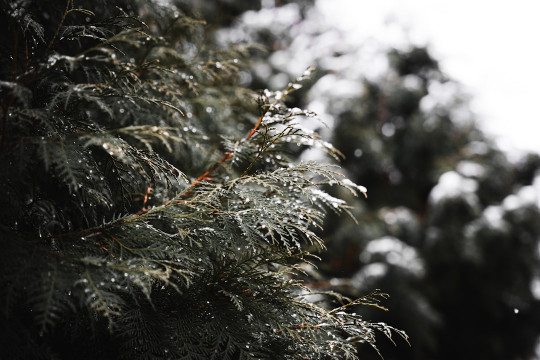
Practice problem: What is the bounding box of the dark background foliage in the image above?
[217,2,540,359]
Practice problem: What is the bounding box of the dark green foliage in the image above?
[319,47,540,360]
[0,1,405,359]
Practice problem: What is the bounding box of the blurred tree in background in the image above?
[324,47,540,360]
[219,2,540,359]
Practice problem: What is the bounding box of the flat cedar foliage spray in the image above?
[0,0,407,359]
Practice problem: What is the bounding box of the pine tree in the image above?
[0,1,407,359]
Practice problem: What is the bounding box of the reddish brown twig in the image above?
[24,36,29,73]
[246,115,262,139]
[156,115,264,208]
[190,152,232,187]
[189,115,263,189]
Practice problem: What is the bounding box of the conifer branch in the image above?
[191,115,263,187]
[0,4,400,359]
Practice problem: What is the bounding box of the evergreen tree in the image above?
[0,0,406,359]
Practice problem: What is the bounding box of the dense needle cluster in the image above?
[0,1,406,359]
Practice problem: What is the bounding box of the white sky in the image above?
[317,0,540,154]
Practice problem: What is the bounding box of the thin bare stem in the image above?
[46,0,72,53]
[12,31,18,81]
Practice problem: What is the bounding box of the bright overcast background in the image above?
[317,0,540,155]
